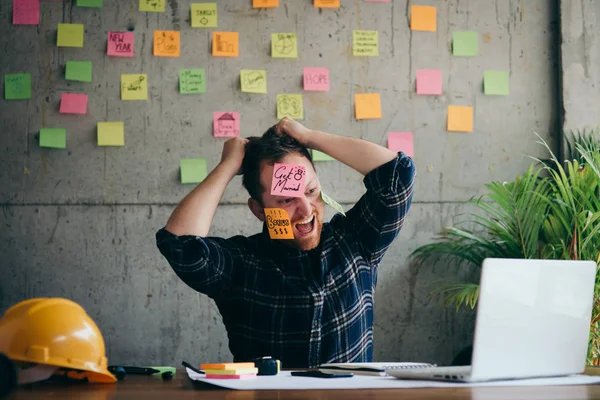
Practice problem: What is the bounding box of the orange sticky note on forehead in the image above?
[271,163,306,198]
[264,208,294,239]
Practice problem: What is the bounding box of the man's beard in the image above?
[290,212,324,251]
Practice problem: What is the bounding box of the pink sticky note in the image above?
[107,31,135,57]
[303,68,330,91]
[59,93,88,115]
[388,132,414,158]
[416,70,442,95]
[271,163,306,198]
[213,112,240,137]
[13,0,40,25]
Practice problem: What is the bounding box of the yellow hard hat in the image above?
[0,298,116,383]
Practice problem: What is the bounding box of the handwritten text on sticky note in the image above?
[13,0,39,25]
[60,93,88,114]
[271,163,306,197]
[4,73,31,100]
[264,208,294,239]
[213,112,240,137]
[154,30,180,57]
[180,69,206,94]
[303,68,329,91]
[121,74,148,100]
[139,0,165,12]
[353,30,378,56]
[108,32,134,57]
[191,3,217,27]
[212,32,239,57]
[277,94,303,119]
[241,70,267,93]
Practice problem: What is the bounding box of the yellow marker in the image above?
[264,208,294,239]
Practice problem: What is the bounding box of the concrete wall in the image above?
[0,0,559,366]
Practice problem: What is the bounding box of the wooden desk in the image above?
[5,369,600,399]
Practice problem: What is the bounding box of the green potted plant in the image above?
[410,130,600,365]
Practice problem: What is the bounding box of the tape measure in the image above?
[253,356,281,376]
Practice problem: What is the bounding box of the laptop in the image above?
[389,258,597,383]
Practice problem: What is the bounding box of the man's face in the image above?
[258,153,325,251]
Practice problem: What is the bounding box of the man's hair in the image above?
[242,127,314,204]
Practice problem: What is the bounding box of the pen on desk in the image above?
[182,361,204,374]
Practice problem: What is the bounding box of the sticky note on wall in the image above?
[314,0,340,7]
[264,208,294,239]
[213,112,240,137]
[410,5,436,32]
[191,3,217,27]
[180,69,206,94]
[453,31,478,56]
[65,61,92,83]
[240,70,267,93]
[13,0,40,25]
[57,23,84,47]
[139,0,165,12]
[154,30,180,57]
[60,93,88,114]
[354,93,381,120]
[353,30,378,56]
[447,105,473,132]
[180,158,207,184]
[4,73,31,100]
[303,68,329,91]
[98,122,124,146]
[212,32,239,57]
[271,163,306,197]
[40,128,67,149]
[252,0,278,7]
[107,32,134,57]
[77,0,103,7]
[272,33,298,58]
[388,132,414,158]
[484,70,509,95]
[276,94,303,119]
[416,70,442,95]
[121,74,148,100]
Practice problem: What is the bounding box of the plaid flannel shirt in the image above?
[156,153,415,368]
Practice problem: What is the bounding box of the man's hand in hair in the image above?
[220,137,249,175]
[275,117,312,147]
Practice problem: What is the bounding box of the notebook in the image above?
[318,362,435,376]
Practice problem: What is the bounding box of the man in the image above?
[156,118,416,368]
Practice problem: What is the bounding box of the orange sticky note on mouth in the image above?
[264,208,294,239]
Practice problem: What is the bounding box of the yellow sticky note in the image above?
[264,208,294,239]
[57,23,84,47]
[240,70,267,94]
[212,32,239,57]
[191,3,217,27]
[252,0,278,8]
[98,122,125,146]
[447,105,473,132]
[410,5,436,32]
[354,93,381,120]
[153,30,180,57]
[121,74,148,100]
[314,0,340,8]
[271,33,298,58]
[352,30,378,56]
[139,0,165,12]
[277,94,303,119]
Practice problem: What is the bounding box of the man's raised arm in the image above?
[165,137,248,237]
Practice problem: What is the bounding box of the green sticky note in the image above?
[57,23,84,47]
[321,191,345,216]
[312,150,335,161]
[180,158,207,184]
[65,61,92,83]
[191,3,217,27]
[179,69,206,94]
[453,31,478,56]
[4,73,31,100]
[77,0,103,7]
[240,70,267,94]
[484,70,509,95]
[39,128,67,149]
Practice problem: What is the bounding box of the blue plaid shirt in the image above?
[156,153,415,368]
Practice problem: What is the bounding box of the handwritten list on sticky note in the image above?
[65,61,92,83]
[57,23,84,47]
[4,73,31,100]
[98,122,124,146]
[40,128,66,149]
[303,68,329,91]
[264,208,294,239]
[77,0,103,6]
[314,0,340,7]
[252,0,278,7]
[213,112,240,137]
[180,69,206,94]
[272,33,298,58]
[121,74,148,100]
[241,70,267,93]
[60,93,88,114]
[191,3,217,27]
[139,0,165,12]
[154,30,180,57]
[410,5,436,32]
[416,70,442,95]
[388,132,414,158]
[453,31,478,56]
[108,32,134,57]
[212,32,239,57]
[180,158,207,184]
[484,70,509,95]
[353,30,378,56]
[13,0,39,25]
[354,93,381,120]
[447,105,473,132]
[277,94,303,119]
[271,163,306,197]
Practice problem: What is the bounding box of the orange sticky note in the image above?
[154,30,180,57]
[263,208,294,239]
[314,0,340,7]
[410,5,436,32]
[252,0,278,7]
[354,93,381,120]
[212,32,239,57]
[447,105,473,132]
